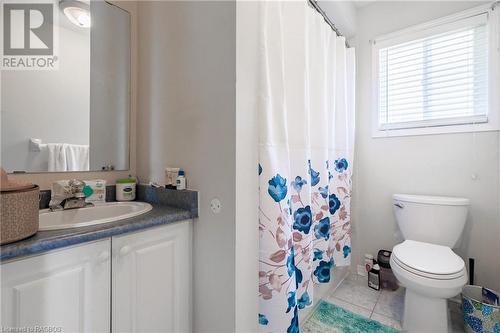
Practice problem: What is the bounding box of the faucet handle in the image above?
[68,179,86,195]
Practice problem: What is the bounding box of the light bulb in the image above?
[76,12,90,27]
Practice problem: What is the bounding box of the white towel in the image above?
[47,143,89,172]
[47,144,66,172]
[65,144,89,171]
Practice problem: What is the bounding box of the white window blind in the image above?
[378,14,489,130]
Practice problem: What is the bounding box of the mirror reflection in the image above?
[1,1,130,173]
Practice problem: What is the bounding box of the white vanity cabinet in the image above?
[1,220,192,333]
[112,221,192,333]
[1,240,111,333]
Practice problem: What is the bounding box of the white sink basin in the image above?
[39,202,153,231]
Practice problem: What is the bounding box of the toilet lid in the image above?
[392,240,465,278]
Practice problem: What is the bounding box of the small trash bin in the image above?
[377,250,399,291]
[462,285,500,333]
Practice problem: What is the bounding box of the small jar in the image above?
[116,178,136,201]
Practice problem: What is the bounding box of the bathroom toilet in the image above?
[391,194,469,333]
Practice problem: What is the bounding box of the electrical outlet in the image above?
[210,198,222,214]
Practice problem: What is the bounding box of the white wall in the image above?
[236,1,259,331]
[353,1,500,292]
[136,2,237,332]
[1,24,90,172]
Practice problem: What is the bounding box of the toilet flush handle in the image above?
[394,202,405,209]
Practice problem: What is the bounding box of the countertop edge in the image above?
[0,206,196,263]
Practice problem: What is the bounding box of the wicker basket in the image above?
[0,185,39,245]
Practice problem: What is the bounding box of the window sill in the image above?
[372,121,499,138]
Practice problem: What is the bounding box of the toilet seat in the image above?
[392,240,466,280]
[392,255,466,280]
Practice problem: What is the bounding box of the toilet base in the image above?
[403,289,449,333]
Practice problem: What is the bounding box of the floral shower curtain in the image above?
[258,1,356,332]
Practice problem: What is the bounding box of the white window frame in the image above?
[371,4,500,138]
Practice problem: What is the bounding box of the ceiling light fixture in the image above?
[59,0,91,28]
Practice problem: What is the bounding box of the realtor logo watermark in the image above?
[1,0,59,70]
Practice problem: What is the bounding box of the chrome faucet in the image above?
[49,179,93,211]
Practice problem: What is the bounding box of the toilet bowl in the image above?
[391,194,469,333]
[391,240,467,332]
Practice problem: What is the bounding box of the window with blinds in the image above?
[377,14,489,131]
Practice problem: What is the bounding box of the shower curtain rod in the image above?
[308,0,351,48]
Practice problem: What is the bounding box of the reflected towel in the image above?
[65,144,89,171]
[47,143,89,172]
[47,144,66,172]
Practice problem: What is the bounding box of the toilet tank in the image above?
[393,194,469,248]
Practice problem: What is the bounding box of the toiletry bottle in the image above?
[176,170,186,190]
[365,253,374,273]
[368,264,381,291]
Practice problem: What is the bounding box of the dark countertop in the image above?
[0,204,196,262]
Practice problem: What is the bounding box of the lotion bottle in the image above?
[176,169,186,190]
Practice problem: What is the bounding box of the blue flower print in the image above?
[463,299,474,314]
[291,176,307,193]
[298,292,312,309]
[258,314,268,325]
[286,291,296,313]
[464,315,483,333]
[329,193,341,215]
[258,164,262,175]
[493,322,500,333]
[482,304,493,316]
[268,174,287,202]
[343,245,351,258]
[314,260,333,283]
[313,249,323,261]
[295,267,303,286]
[286,247,303,286]
[286,247,296,277]
[308,160,320,186]
[335,158,349,172]
[287,199,292,215]
[293,206,312,234]
[314,217,330,240]
[319,186,329,199]
[287,306,299,333]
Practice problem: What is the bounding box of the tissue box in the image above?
[0,186,39,244]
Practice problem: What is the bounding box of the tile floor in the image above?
[319,273,465,332]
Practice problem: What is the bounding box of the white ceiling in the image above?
[352,1,376,8]
[316,1,359,39]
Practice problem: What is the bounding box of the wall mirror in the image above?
[1,1,131,173]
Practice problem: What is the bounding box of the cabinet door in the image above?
[1,240,111,332]
[112,220,192,333]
